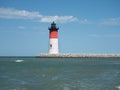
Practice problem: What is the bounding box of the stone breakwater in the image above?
[37,54,120,58]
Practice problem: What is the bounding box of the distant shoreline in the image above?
[37,54,120,58]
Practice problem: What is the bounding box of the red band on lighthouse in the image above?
[50,30,58,38]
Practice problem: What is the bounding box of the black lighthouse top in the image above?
[49,22,59,30]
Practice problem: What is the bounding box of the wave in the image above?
[15,59,24,63]
[116,86,120,90]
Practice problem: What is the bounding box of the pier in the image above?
[37,54,120,58]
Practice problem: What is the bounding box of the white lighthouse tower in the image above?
[48,22,59,54]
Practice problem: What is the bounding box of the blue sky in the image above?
[0,0,120,56]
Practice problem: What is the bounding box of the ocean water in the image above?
[0,57,120,90]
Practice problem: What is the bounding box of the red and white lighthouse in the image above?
[48,22,59,54]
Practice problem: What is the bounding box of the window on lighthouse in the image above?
[50,44,52,48]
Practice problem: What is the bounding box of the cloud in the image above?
[0,8,77,23]
[18,26,26,30]
[78,17,120,25]
[0,8,42,19]
[100,17,120,25]
[1,8,120,25]
[89,34,101,38]
[89,34,120,38]
[79,19,94,24]
[41,16,78,23]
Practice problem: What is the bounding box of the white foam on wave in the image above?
[64,86,70,90]
[52,76,58,80]
[15,59,24,63]
[116,85,120,90]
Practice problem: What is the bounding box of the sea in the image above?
[0,57,120,90]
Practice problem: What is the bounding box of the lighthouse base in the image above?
[49,38,59,54]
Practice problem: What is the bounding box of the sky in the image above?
[0,0,120,56]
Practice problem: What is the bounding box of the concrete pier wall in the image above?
[37,54,120,58]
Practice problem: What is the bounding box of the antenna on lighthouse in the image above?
[48,22,59,54]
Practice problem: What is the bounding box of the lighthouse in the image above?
[48,22,59,54]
